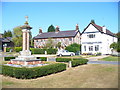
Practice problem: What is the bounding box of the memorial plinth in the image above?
[11,16,41,66]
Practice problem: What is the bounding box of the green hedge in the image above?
[4,57,15,61]
[71,59,88,67]
[56,58,88,67]
[14,47,22,52]
[56,58,71,62]
[37,57,47,61]
[6,47,12,52]
[30,48,57,54]
[2,63,66,79]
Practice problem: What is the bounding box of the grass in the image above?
[98,56,119,61]
[57,55,98,58]
[2,64,118,88]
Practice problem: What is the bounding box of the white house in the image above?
[81,22,117,55]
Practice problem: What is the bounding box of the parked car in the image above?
[56,50,75,56]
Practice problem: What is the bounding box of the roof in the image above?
[82,22,116,37]
[34,30,79,39]
[0,38,11,42]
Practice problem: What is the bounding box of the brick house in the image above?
[33,24,81,48]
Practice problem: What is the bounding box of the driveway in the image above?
[86,55,120,65]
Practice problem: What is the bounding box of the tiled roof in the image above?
[0,38,10,42]
[82,22,116,36]
[34,30,79,39]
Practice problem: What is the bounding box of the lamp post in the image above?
[3,44,7,52]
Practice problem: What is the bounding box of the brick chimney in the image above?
[55,26,60,32]
[39,28,42,34]
[76,24,79,30]
[102,25,106,33]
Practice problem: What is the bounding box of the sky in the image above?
[1,1,119,37]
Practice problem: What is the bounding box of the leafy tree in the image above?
[45,38,55,48]
[110,42,117,50]
[47,25,55,32]
[65,43,81,53]
[3,30,12,38]
[56,42,61,49]
[91,19,95,24]
[12,26,23,47]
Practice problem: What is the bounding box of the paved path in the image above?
[86,55,120,65]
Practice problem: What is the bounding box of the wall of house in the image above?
[34,32,81,48]
[81,24,117,55]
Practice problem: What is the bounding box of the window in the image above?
[89,46,93,51]
[88,34,95,38]
[69,38,72,41]
[95,45,99,51]
[84,46,86,51]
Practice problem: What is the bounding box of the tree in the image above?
[47,25,55,32]
[65,43,81,53]
[12,26,23,47]
[56,42,61,49]
[45,38,55,48]
[3,30,12,38]
[91,19,95,24]
[110,42,120,52]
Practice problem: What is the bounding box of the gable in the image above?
[82,23,100,34]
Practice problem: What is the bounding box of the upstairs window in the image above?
[87,34,95,38]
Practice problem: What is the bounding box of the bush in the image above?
[14,47,22,52]
[2,63,66,79]
[56,58,88,67]
[37,57,47,61]
[56,58,71,62]
[4,57,15,61]
[65,43,81,53]
[30,48,57,54]
[71,58,88,67]
[6,47,12,52]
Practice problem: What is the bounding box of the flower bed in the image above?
[2,63,66,79]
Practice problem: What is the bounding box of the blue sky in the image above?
[1,2,118,37]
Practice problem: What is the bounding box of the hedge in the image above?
[56,58,88,67]
[2,63,66,79]
[37,57,47,61]
[71,59,88,67]
[6,47,12,52]
[4,57,15,61]
[56,58,71,62]
[30,48,57,54]
[14,47,22,52]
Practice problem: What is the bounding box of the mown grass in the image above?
[2,64,118,88]
[99,56,119,61]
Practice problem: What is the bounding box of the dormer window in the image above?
[87,34,95,38]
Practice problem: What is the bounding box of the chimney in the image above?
[39,28,42,34]
[55,26,60,32]
[76,24,79,30]
[102,25,106,33]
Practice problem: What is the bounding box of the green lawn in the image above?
[2,64,118,88]
[99,56,119,61]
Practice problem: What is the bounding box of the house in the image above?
[33,24,81,48]
[81,22,117,55]
[0,37,14,51]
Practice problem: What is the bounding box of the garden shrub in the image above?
[56,58,71,62]
[37,57,47,61]
[2,63,66,79]
[6,47,12,52]
[56,58,88,67]
[30,48,57,54]
[4,57,15,61]
[14,47,22,52]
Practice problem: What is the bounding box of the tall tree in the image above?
[47,25,55,32]
[91,19,95,24]
[3,30,12,38]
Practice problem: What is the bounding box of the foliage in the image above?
[91,19,95,24]
[6,47,12,52]
[2,63,66,79]
[37,57,47,61]
[4,57,15,61]
[56,42,61,48]
[30,48,57,54]
[65,43,81,53]
[47,25,55,32]
[71,58,88,67]
[56,58,71,62]
[3,30,12,38]
[45,38,55,48]
[110,42,120,52]
[14,47,22,52]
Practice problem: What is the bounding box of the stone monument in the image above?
[11,16,40,66]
